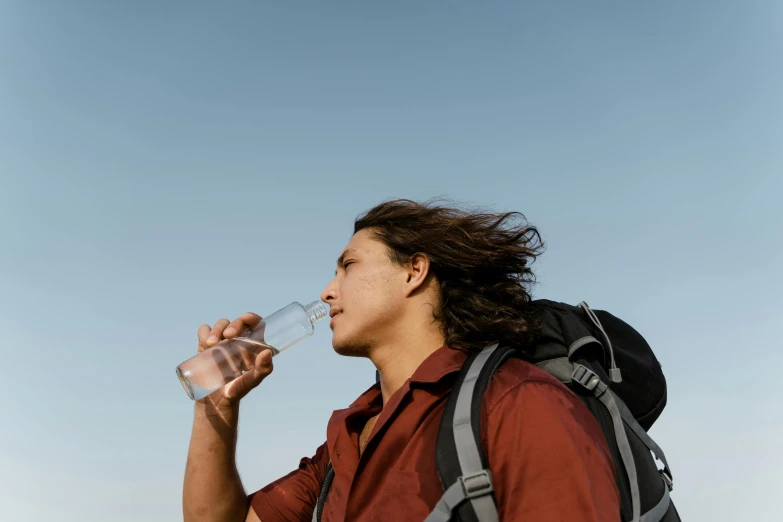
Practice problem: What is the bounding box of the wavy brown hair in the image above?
[354,198,545,352]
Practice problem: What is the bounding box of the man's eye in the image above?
[343,262,354,269]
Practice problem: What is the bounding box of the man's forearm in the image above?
[183,402,249,522]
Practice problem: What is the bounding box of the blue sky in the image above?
[1,2,780,520]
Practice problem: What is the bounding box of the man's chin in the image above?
[332,338,370,358]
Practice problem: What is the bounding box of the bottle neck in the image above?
[304,301,328,324]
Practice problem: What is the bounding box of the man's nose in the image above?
[320,278,338,304]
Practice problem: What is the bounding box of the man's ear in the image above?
[403,253,432,297]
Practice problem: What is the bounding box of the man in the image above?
[183,199,620,522]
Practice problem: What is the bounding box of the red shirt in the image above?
[250,346,620,521]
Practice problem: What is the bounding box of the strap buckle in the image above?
[571,364,608,396]
[661,470,674,492]
[458,470,494,500]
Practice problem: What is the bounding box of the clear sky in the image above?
[1,2,780,521]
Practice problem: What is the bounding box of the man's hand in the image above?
[196,312,274,409]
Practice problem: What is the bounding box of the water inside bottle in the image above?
[177,337,278,400]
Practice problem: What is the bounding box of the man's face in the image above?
[320,228,407,357]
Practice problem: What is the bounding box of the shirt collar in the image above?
[409,345,468,384]
[344,345,468,411]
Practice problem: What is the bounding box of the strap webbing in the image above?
[597,387,641,522]
[572,364,640,522]
[425,479,469,522]
[578,302,622,383]
[611,389,673,483]
[424,471,494,522]
[640,477,672,522]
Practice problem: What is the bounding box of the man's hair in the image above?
[354,198,545,352]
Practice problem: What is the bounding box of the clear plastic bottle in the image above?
[176,300,328,400]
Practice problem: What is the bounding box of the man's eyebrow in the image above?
[337,248,358,266]
[335,248,357,274]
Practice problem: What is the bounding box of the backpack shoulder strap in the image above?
[427,343,517,522]
[312,461,334,522]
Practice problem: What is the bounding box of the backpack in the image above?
[314,300,680,522]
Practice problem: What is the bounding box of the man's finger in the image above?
[252,349,274,379]
[224,350,273,400]
[241,312,263,328]
[224,313,262,338]
[207,318,230,346]
[197,324,211,352]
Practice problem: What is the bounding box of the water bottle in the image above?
[176,300,328,400]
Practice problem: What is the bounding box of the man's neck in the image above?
[369,322,445,405]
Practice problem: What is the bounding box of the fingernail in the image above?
[207,335,217,344]
[224,328,236,337]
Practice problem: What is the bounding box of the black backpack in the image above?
[315,300,680,522]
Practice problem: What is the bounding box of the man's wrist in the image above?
[194,396,241,423]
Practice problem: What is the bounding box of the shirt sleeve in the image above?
[484,380,621,522]
[249,442,329,522]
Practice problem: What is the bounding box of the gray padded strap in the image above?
[451,343,500,522]
[639,477,671,522]
[453,345,494,473]
[535,357,574,384]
